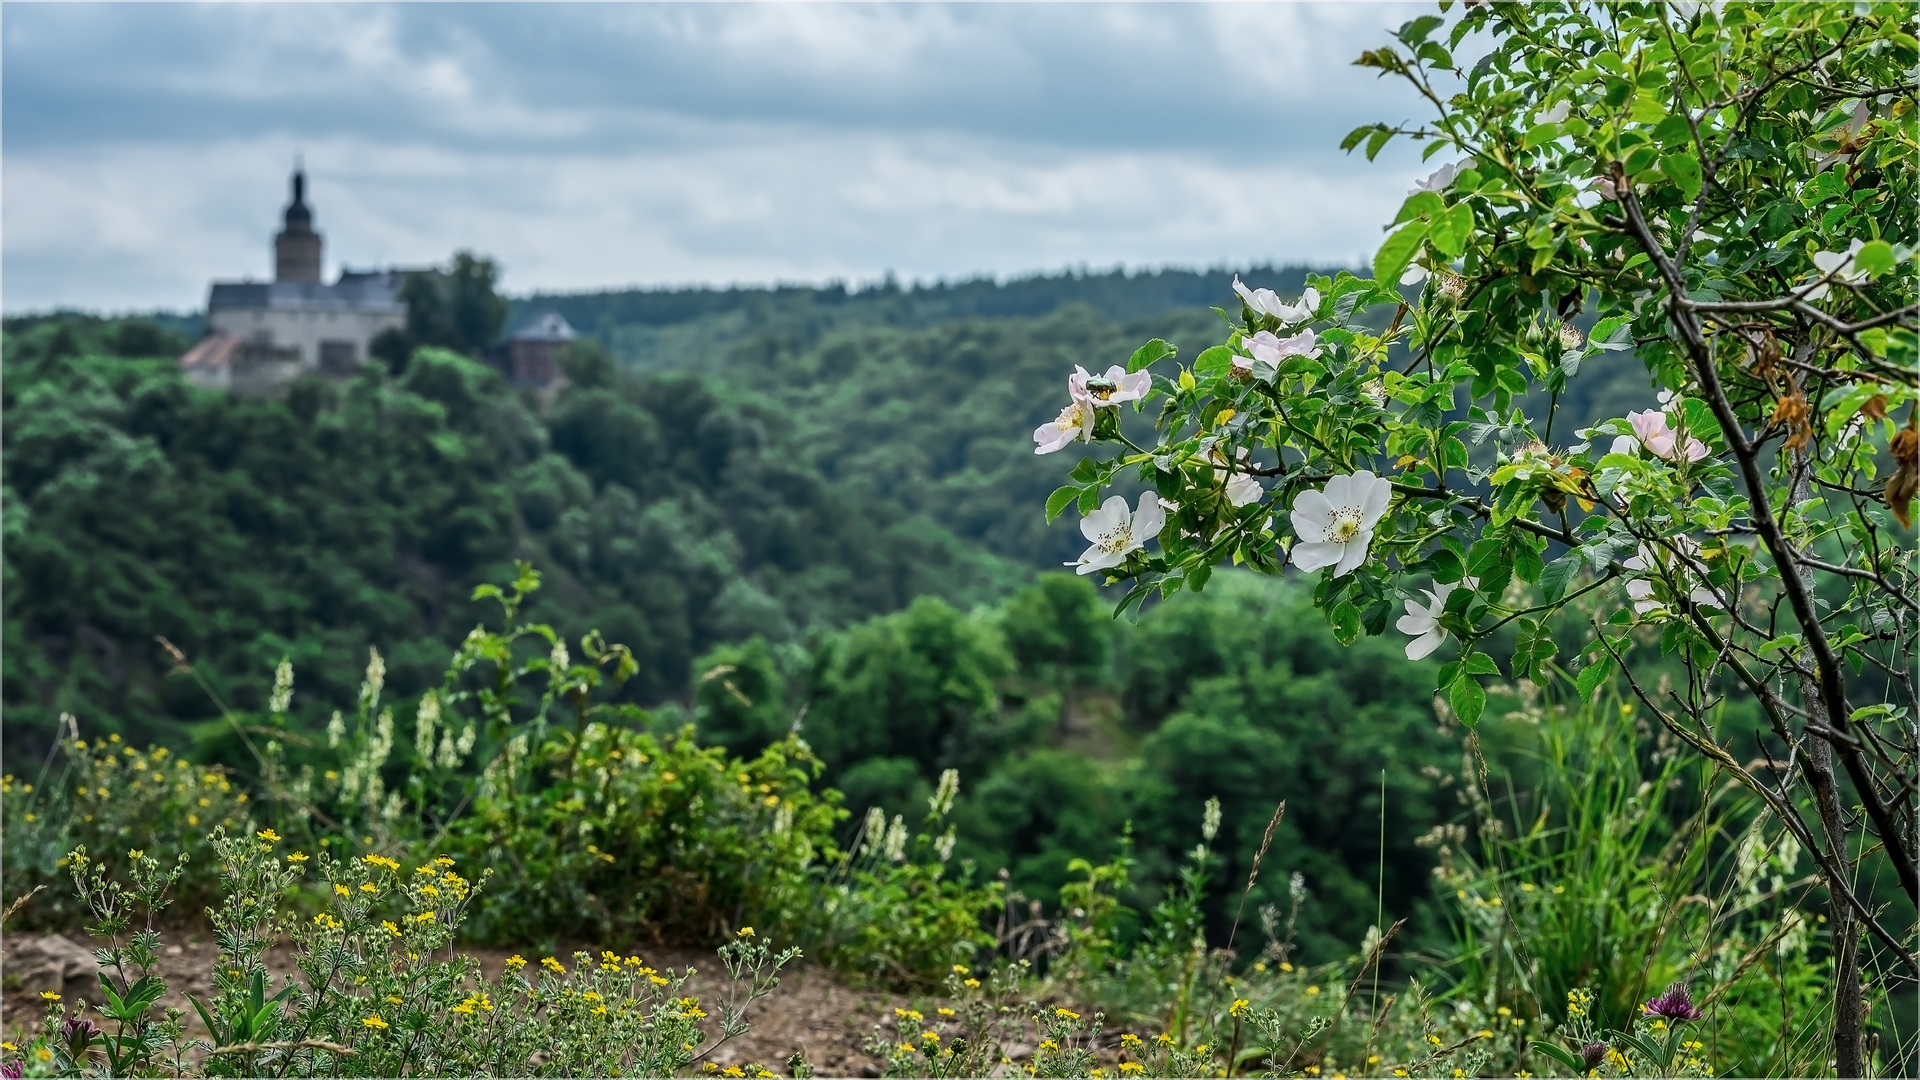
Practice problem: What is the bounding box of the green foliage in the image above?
[1037,3,1915,1069]
[450,724,841,949]
[0,335,1018,759]
[373,252,514,371]
[2,737,246,929]
[20,829,800,1078]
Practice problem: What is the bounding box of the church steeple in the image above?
[274,162,323,283]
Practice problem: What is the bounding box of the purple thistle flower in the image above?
[1,1058,22,1079]
[1640,982,1705,1023]
[1579,1042,1609,1072]
[60,1015,101,1056]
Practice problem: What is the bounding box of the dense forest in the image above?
[1,265,1659,959]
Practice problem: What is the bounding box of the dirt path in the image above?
[2,928,905,1076]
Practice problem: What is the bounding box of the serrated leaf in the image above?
[1045,486,1080,524]
[1429,201,1475,258]
[1461,651,1502,677]
[1128,338,1177,372]
[1396,191,1447,225]
[1450,676,1487,726]
[1195,344,1236,375]
[1330,601,1362,645]
[1428,548,1465,585]
[1566,653,1612,703]
[1538,554,1581,603]
[1373,220,1428,290]
[1512,543,1545,584]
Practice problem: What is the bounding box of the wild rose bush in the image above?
[1038,2,1915,1072]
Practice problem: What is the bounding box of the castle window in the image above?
[319,340,358,376]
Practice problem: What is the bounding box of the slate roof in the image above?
[509,312,577,343]
[207,274,405,314]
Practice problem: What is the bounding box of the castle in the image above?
[180,168,409,393]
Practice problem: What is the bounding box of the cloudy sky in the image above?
[2,2,1442,313]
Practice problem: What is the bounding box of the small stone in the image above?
[8,934,104,1004]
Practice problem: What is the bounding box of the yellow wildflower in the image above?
[334,884,350,898]
[287,852,309,863]
[360,883,378,894]
[542,957,565,973]
[1055,1007,1081,1020]
[1119,1065,1145,1076]
[963,978,980,989]
[1156,1033,1174,1047]
[1306,985,1321,995]
[1230,998,1250,1018]
[256,828,280,844]
[40,991,61,1002]
[506,955,527,970]
[737,926,754,937]
[952,964,970,975]
[385,995,404,1005]
[362,1015,388,1030]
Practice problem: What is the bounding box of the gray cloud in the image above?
[2,2,1444,312]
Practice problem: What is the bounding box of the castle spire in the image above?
[274,161,323,283]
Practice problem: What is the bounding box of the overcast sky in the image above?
[2,2,1442,313]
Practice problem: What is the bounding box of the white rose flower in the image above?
[1396,578,1477,661]
[1071,363,1152,407]
[1802,239,1868,301]
[1215,448,1264,507]
[1410,160,1465,194]
[1622,542,1725,614]
[1033,389,1096,455]
[1067,492,1166,576]
[1288,470,1393,577]
[1233,276,1320,325]
[1235,328,1319,379]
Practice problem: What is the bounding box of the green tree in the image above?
[1040,3,1916,1070]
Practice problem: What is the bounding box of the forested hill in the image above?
[0,267,1310,758]
[510,264,1321,374]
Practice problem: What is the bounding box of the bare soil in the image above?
[1,928,909,1077]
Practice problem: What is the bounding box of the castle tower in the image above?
[273,167,323,283]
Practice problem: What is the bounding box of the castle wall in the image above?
[206,304,403,373]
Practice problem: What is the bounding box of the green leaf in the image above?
[1429,202,1475,259]
[1427,547,1465,585]
[1450,676,1487,727]
[1341,124,1378,153]
[1396,190,1447,224]
[1538,554,1581,603]
[1853,239,1896,277]
[1466,537,1507,576]
[1195,344,1236,376]
[1461,651,1502,677]
[1373,220,1428,290]
[1330,601,1362,646]
[1661,153,1702,202]
[1365,125,1395,161]
[1521,123,1561,150]
[1573,654,1611,702]
[1045,486,1080,524]
[1512,542,1545,584]
[1398,13,1444,45]
[1127,338,1177,372]
[1531,1043,1588,1074]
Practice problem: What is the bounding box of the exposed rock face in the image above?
[7,934,104,1003]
